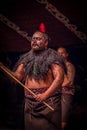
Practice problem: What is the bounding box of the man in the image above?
[57,47,76,130]
[12,31,65,130]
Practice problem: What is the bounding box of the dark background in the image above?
[0,0,87,129]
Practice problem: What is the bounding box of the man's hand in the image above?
[34,93,48,102]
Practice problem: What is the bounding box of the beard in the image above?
[31,45,45,53]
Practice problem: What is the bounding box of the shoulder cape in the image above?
[13,48,66,80]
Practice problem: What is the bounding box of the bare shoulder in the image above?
[66,61,75,70]
[51,63,64,70]
[51,63,64,78]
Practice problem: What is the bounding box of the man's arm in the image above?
[0,62,25,82]
[44,64,64,97]
[34,64,64,101]
[62,62,75,87]
[13,64,25,81]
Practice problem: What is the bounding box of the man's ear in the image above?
[45,41,48,47]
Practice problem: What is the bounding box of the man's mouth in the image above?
[32,44,39,47]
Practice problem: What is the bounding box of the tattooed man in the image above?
[13,31,65,130]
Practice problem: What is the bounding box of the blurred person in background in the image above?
[57,47,76,130]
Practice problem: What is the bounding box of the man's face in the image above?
[57,48,68,59]
[31,32,47,51]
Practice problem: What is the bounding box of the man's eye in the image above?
[37,37,42,40]
[32,37,42,40]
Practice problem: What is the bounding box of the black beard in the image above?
[32,48,46,55]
